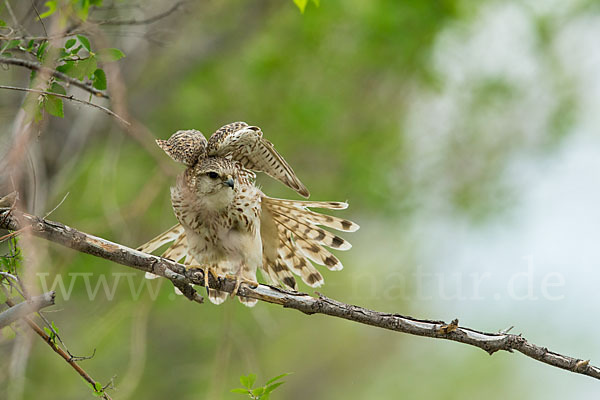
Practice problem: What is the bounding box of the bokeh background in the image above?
[2,0,600,398]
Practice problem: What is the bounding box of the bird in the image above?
[138,122,359,306]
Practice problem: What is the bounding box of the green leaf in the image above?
[91,381,104,397]
[247,373,256,388]
[1,39,20,52]
[97,48,125,62]
[293,0,308,13]
[65,38,76,49]
[78,55,97,79]
[56,60,75,76]
[251,387,264,397]
[0,19,6,27]
[92,68,106,90]
[265,373,291,386]
[261,394,270,400]
[264,382,284,394]
[311,0,320,6]
[39,1,57,19]
[240,375,250,389]
[77,35,91,52]
[50,82,66,95]
[45,94,64,118]
[45,83,66,118]
[58,48,69,59]
[230,388,250,394]
[36,41,49,61]
[70,45,83,55]
[26,39,35,50]
[60,58,93,80]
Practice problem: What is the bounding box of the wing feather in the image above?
[137,224,185,253]
[156,130,207,167]
[207,122,310,198]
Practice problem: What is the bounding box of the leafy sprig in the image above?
[231,373,291,400]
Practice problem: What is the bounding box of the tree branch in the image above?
[90,1,186,26]
[0,85,129,125]
[2,293,112,399]
[1,207,598,381]
[0,291,55,328]
[0,56,109,98]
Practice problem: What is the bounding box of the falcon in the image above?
[138,122,359,306]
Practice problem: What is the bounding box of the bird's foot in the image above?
[224,274,258,298]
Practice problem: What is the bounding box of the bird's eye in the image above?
[207,172,219,179]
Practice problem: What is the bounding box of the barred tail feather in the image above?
[208,289,228,305]
[264,197,350,210]
[261,196,358,288]
[277,239,323,288]
[274,206,350,271]
[269,208,352,250]
[261,256,298,290]
[238,296,258,307]
[268,202,359,232]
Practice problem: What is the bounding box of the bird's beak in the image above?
[224,175,234,189]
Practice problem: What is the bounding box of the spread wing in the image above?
[156,129,208,167]
[207,122,310,198]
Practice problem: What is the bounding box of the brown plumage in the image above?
[138,122,358,306]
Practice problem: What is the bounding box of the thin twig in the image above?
[0,227,29,243]
[2,291,112,399]
[90,1,186,26]
[0,30,86,41]
[3,0,21,31]
[43,192,70,219]
[0,56,109,98]
[1,207,599,381]
[0,291,55,328]
[0,271,19,283]
[30,0,48,37]
[0,85,129,125]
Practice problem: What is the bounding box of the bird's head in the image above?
[186,157,237,209]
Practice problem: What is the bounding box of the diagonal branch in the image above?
[0,85,129,125]
[0,291,55,328]
[0,207,598,381]
[2,292,112,400]
[0,56,109,98]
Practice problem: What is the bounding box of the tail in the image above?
[260,196,359,290]
[207,289,228,305]
[238,296,258,307]
[208,288,258,307]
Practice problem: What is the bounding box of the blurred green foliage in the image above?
[0,0,595,399]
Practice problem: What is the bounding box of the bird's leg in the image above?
[231,276,242,299]
[185,264,217,297]
[226,266,258,298]
[201,265,218,292]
